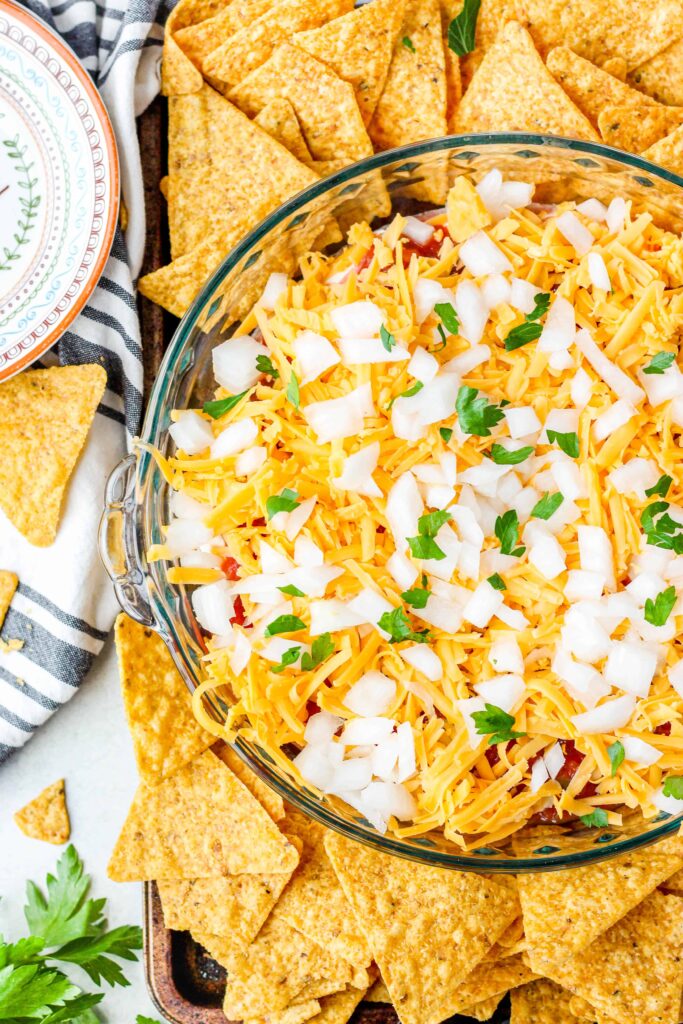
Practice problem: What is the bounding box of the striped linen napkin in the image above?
[0,0,170,764]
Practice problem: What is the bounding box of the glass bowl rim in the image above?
[139,132,683,870]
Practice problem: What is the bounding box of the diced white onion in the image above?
[444,344,491,376]
[385,471,423,550]
[604,640,657,698]
[608,457,659,500]
[360,780,417,824]
[171,490,209,520]
[260,539,293,574]
[462,581,504,628]
[587,251,611,291]
[454,279,488,344]
[571,366,593,409]
[576,198,607,222]
[544,741,565,779]
[327,757,374,795]
[293,330,340,384]
[395,721,417,782]
[652,786,683,816]
[347,588,394,636]
[192,580,234,635]
[228,630,252,675]
[504,405,541,439]
[333,442,381,498]
[309,598,365,635]
[408,347,439,383]
[481,274,511,310]
[402,216,434,245]
[180,550,222,569]
[413,278,456,323]
[488,638,524,674]
[386,550,418,591]
[213,334,269,394]
[606,196,627,234]
[261,637,309,665]
[164,519,213,557]
[305,711,343,744]
[259,272,287,310]
[528,532,566,580]
[169,411,214,455]
[638,363,683,407]
[459,230,512,276]
[578,525,616,590]
[330,300,384,339]
[474,673,525,713]
[543,408,579,440]
[571,695,636,734]
[413,594,463,633]
[625,571,666,605]
[456,696,486,748]
[669,659,683,698]
[303,383,375,443]
[574,327,645,405]
[593,399,635,442]
[552,648,610,709]
[235,445,267,477]
[341,717,395,746]
[556,210,593,255]
[531,757,550,793]
[293,744,335,790]
[621,736,662,766]
[211,418,258,459]
[538,297,575,353]
[565,570,606,602]
[495,603,529,629]
[339,336,410,365]
[509,278,539,315]
[401,644,443,681]
[281,496,317,542]
[344,671,396,717]
[550,456,585,500]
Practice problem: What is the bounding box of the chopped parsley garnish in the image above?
[278,584,305,598]
[264,614,306,637]
[439,427,453,443]
[644,585,677,626]
[663,776,683,800]
[300,633,335,671]
[265,487,300,520]
[434,301,460,335]
[203,390,248,418]
[504,292,551,351]
[472,703,525,745]
[580,808,609,828]
[407,510,451,561]
[256,354,279,379]
[380,324,397,352]
[401,35,416,51]
[645,473,673,498]
[643,351,675,375]
[607,740,625,777]
[401,576,431,608]
[388,380,424,408]
[489,443,534,465]
[271,646,302,673]
[640,501,683,553]
[378,606,431,644]
[487,573,506,591]
[531,492,564,520]
[546,429,580,458]
[494,509,525,557]
[447,0,481,56]
[286,371,300,409]
[433,324,448,350]
[456,385,505,437]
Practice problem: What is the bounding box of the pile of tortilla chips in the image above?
[109,615,683,1024]
[140,0,683,321]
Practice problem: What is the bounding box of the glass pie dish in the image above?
[100,133,683,872]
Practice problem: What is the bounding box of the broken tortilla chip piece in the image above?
[114,614,213,786]
[214,742,285,821]
[451,21,599,142]
[542,891,683,1024]
[14,780,70,844]
[368,0,447,204]
[0,571,18,630]
[509,978,577,1024]
[311,985,369,1024]
[160,0,226,94]
[255,99,312,164]
[275,809,371,968]
[662,866,683,893]
[245,999,322,1024]
[461,995,504,1021]
[324,832,519,1024]
[202,0,354,89]
[515,831,683,969]
[447,955,536,1015]
[292,0,406,127]
[629,38,683,106]
[546,47,662,129]
[173,0,276,77]
[230,44,373,164]
[643,123,683,176]
[107,749,299,880]
[366,979,391,1003]
[512,0,565,56]
[0,365,106,546]
[559,0,683,72]
[598,104,683,153]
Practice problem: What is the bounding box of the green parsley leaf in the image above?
[271,646,302,674]
[456,385,505,437]
[489,443,534,465]
[406,510,452,561]
[663,776,683,800]
[278,584,305,598]
[645,474,673,498]
[378,607,431,644]
[580,808,609,828]
[0,964,77,1018]
[531,492,564,520]
[401,35,416,51]
[24,845,103,948]
[527,292,551,320]
[407,535,446,560]
[433,324,448,351]
[447,0,481,55]
[494,509,525,557]
[434,302,460,335]
[137,1017,165,1024]
[471,703,525,745]
[643,351,676,375]
[264,615,306,637]
[286,371,300,409]
[388,380,424,408]
[53,925,143,988]
[380,324,397,352]
[418,510,452,536]
[203,390,248,419]
[265,487,300,520]
[641,501,683,553]
[546,429,580,458]
[644,585,677,627]
[300,633,335,671]
[256,354,280,379]
[504,320,543,352]
[607,740,625,777]
[401,584,431,608]
[43,992,104,1022]
[439,427,453,443]
[487,573,506,591]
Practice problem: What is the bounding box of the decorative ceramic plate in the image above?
[0,0,119,381]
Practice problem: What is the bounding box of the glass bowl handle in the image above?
[99,454,155,626]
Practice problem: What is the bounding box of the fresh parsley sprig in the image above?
[607,740,624,777]
[378,607,431,644]
[380,324,397,352]
[300,633,335,671]
[256,354,280,379]
[644,585,677,627]
[645,474,672,498]
[531,492,564,520]
[643,351,675,375]
[580,808,609,828]
[546,429,580,459]
[494,509,525,557]
[489,444,534,465]
[641,501,683,553]
[447,0,481,55]
[456,385,505,437]
[504,292,550,351]
[265,487,300,520]
[203,390,248,419]
[471,704,525,745]
[401,575,431,609]
[407,510,452,561]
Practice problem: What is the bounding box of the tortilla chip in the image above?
[450,955,536,1013]
[231,44,373,164]
[368,0,447,204]
[602,55,628,80]
[296,980,350,1002]
[255,99,312,164]
[292,0,406,126]
[598,104,683,153]
[559,0,683,72]
[543,891,683,1024]
[510,978,577,1024]
[643,123,683,176]
[0,365,106,546]
[275,810,371,968]
[629,38,683,106]
[107,749,299,880]
[214,911,356,1018]
[451,21,599,141]
[311,985,368,1024]
[14,780,70,844]
[174,0,276,76]
[246,999,322,1024]
[440,3,462,130]
[324,832,519,1024]
[114,614,213,786]
[161,0,226,94]
[214,742,285,821]
[512,0,565,55]
[461,995,504,1021]
[515,831,683,969]
[202,0,354,89]
[0,571,18,631]
[366,979,391,1003]
[662,867,683,893]
[546,47,662,128]
[460,0,514,85]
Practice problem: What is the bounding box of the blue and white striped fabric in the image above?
[0,0,169,764]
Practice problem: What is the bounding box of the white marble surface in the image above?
[0,636,161,1021]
